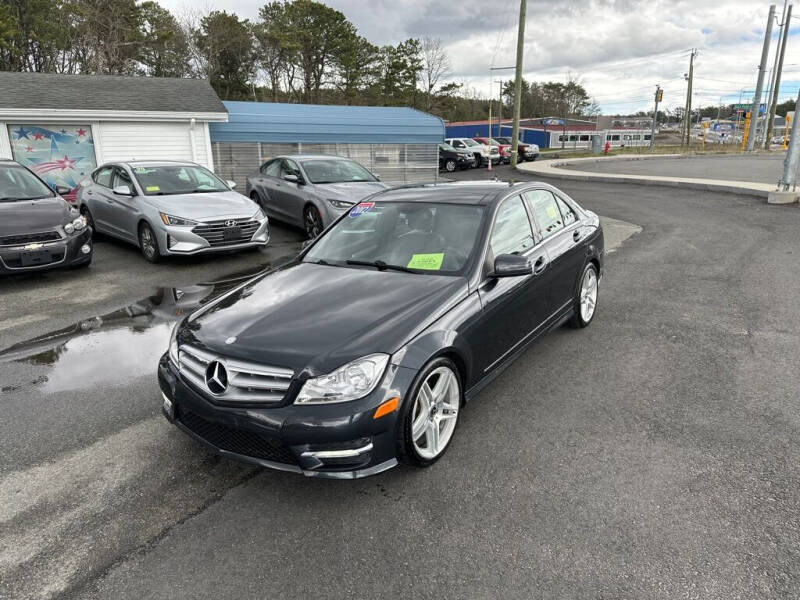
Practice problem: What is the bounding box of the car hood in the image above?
[144,191,257,220]
[313,181,388,200]
[0,196,71,237]
[184,262,468,375]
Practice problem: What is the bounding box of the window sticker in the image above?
[349,201,374,218]
[145,185,160,192]
[134,168,149,174]
[407,253,444,270]
[546,204,558,219]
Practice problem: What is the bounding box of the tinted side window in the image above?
[490,196,535,256]
[263,160,281,177]
[112,167,133,190]
[94,167,113,188]
[525,190,564,239]
[281,159,301,177]
[555,195,577,227]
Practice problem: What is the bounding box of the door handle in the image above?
[572,230,581,242]
[532,255,548,275]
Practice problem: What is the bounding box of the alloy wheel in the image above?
[304,206,323,238]
[411,366,460,460]
[580,267,598,322]
[140,225,157,260]
[445,159,456,172]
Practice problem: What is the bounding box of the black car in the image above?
[439,143,475,172]
[0,160,92,274]
[159,181,603,478]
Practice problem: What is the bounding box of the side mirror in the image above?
[226,180,237,189]
[112,185,133,196]
[55,185,72,196]
[491,253,532,278]
[301,239,313,249]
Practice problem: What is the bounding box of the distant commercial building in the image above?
[444,117,652,149]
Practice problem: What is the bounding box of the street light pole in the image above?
[510,0,527,169]
[650,85,661,149]
[746,4,776,151]
[765,4,792,149]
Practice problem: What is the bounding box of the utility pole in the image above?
[746,4,776,151]
[766,4,792,149]
[650,85,662,149]
[776,89,800,194]
[682,50,696,146]
[510,0,527,169]
[765,1,789,146]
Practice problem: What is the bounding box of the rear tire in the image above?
[568,263,598,328]
[138,222,161,263]
[396,357,462,468]
[473,153,482,167]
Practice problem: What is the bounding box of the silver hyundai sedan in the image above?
[77,161,269,262]
[245,155,387,238]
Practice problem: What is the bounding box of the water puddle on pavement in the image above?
[0,266,269,394]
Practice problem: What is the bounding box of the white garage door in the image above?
[98,122,210,169]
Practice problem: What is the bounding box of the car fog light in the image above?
[81,243,91,255]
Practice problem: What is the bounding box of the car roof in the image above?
[370,181,524,205]
[273,154,358,162]
[119,160,202,168]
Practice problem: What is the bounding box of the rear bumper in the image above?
[158,354,416,479]
[0,228,92,274]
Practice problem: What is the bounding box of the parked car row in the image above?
[442,137,539,169]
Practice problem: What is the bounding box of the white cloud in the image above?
[158,0,796,114]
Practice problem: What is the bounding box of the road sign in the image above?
[733,103,766,114]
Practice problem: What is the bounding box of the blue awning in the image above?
[210,101,444,144]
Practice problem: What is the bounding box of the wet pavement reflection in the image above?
[0,264,272,393]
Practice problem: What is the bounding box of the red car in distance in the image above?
[472,137,511,164]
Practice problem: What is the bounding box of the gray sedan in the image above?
[245,155,387,238]
[77,161,269,263]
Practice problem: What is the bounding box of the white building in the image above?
[0,72,227,199]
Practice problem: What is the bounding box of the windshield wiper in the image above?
[346,259,417,274]
[309,258,341,267]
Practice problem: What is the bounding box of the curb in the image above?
[517,155,778,200]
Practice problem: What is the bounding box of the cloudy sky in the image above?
[161,0,799,114]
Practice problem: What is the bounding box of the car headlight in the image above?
[64,222,74,234]
[160,213,198,226]
[72,215,86,231]
[168,322,180,367]
[328,199,354,209]
[253,207,266,220]
[295,353,389,404]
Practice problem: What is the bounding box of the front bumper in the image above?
[0,228,92,274]
[158,354,416,479]
[158,218,270,256]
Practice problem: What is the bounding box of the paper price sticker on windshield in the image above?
[145,185,160,192]
[546,205,558,219]
[407,253,444,270]
[349,202,374,218]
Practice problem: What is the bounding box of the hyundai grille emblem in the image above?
[225,220,238,227]
[205,360,228,395]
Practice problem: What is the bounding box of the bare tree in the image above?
[421,37,451,112]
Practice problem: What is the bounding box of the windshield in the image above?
[304,201,485,275]
[461,139,480,147]
[439,144,455,151]
[131,165,229,195]
[0,164,55,202]
[302,159,377,184]
[495,138,511,144]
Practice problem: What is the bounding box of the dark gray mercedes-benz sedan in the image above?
[158,181,604,479]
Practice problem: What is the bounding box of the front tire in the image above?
[304,205,323,239]
[397,357,462,468]
[569,263,598,328]
[138,222,161,263]
[444,158,456,172]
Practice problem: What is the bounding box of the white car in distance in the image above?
[444,138,500,167]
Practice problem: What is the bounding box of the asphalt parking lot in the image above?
[2,167,800,599]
